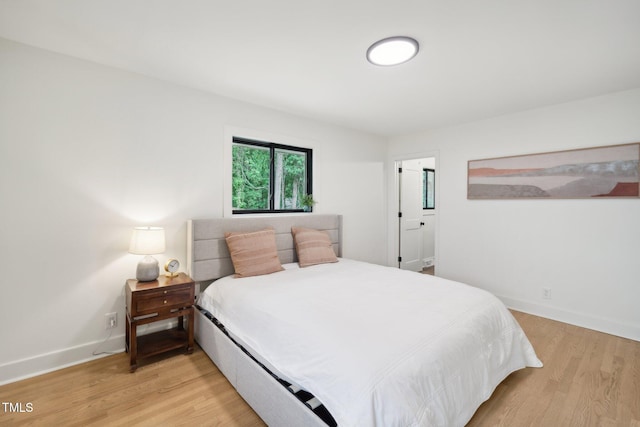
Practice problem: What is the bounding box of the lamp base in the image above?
[136,255,160,282]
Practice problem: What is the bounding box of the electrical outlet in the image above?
[543,288,551,300]
[105,312,117,329]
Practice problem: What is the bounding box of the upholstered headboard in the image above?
[187,214,342,282]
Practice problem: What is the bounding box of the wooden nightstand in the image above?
[125,273,195,372]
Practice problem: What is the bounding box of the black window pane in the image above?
[232,143,270,211]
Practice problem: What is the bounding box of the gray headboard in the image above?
[187,214,343,282]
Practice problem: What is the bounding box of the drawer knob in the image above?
[163,300,167,304]
[164,291,167,294]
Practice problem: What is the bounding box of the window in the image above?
[232,137,312,214]
[423,168,435,209]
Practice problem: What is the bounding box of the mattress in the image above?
[198,258,542,426]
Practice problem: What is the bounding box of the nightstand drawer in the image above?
[135,288,192,314]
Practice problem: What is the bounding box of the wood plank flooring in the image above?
[421,266,435,275]
[0,348,265,427]
[467,311,640,427]
[1,311,638,426]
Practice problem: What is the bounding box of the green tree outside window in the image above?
[232,138,312,213]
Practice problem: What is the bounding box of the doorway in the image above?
[394,156,437,272]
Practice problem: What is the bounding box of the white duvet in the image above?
[198,258,542,427]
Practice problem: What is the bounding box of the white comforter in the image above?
[198,258,542,427]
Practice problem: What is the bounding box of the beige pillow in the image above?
[291,227,338,267]
[224,229,284,278]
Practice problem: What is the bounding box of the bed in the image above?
[187,214,542,426]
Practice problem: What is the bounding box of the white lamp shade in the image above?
[129,227,166,255]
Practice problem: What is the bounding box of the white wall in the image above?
[0,38,387,384]
[388,88,640,341]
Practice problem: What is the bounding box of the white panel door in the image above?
[399,160,424,271]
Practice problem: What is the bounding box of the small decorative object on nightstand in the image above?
[164,258,180,277]
[125,273,195,372]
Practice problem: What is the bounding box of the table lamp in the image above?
[129,226,165,281]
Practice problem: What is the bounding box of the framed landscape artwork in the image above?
[468,143,640,199]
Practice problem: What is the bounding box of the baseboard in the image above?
[422,257,435,268]
[0,320,178,386]
[0,334,125,386]
[499,295,640,342]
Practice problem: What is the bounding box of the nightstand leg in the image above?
[186,307,194,354]
[125,314,130,353]
[129,316,137,372]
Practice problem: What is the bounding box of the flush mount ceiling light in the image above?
[366,36,419,66]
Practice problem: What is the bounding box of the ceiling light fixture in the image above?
[366,36,419,66]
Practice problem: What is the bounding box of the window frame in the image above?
[232,136,313,214]
[423,168,435,210]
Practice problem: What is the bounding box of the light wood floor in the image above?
[421,265,435,275]
[468,312,640,427]
[1,311,638,426]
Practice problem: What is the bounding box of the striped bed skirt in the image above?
[198,306,337,427]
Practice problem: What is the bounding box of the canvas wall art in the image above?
[468,143,640,199]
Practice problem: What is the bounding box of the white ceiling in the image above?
[1,0,640,137]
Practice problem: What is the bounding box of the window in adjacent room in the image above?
[423,168,435,209]
[232,137,312,214]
